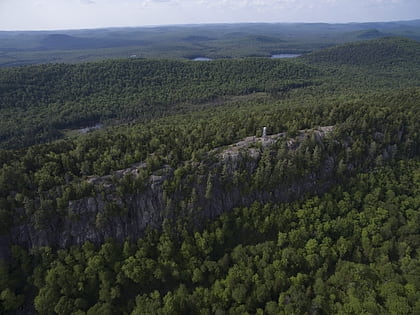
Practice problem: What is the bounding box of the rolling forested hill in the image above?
[0,36,419,314]
[0,58,317,148]
[1,37,419,150]
[303,36,420,66]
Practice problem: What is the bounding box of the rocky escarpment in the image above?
[2,126,341,258]
[7,177,166,250]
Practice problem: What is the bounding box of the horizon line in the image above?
[1,18,419,32]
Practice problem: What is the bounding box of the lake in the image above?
[193,57,212,61]
[77,123,103,134]
[191,55,301,61]
[271,54,301,59]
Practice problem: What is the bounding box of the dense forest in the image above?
[0,36,419,314]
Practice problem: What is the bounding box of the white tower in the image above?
[262,127,267,138]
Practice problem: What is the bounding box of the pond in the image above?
[271,54,301,59]
[193,57,212,61]
[191,55,301,61]
[76,123,103,134]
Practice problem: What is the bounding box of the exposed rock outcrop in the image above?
[2,126,338,258]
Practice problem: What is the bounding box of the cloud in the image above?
[366,0,403,5]
[34,1,45,7]
[134,0,178,8]
[174,0,299,11]
[178,0,344,12]
[1,0,419,30]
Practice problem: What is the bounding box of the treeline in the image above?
[0,58,317,149]
[1,159,419,314]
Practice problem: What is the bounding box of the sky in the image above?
[0,0,419,31]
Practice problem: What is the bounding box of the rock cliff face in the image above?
[1,127,337,258]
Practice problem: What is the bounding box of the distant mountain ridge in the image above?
[0,20,420,66]
[40,34,148,50]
